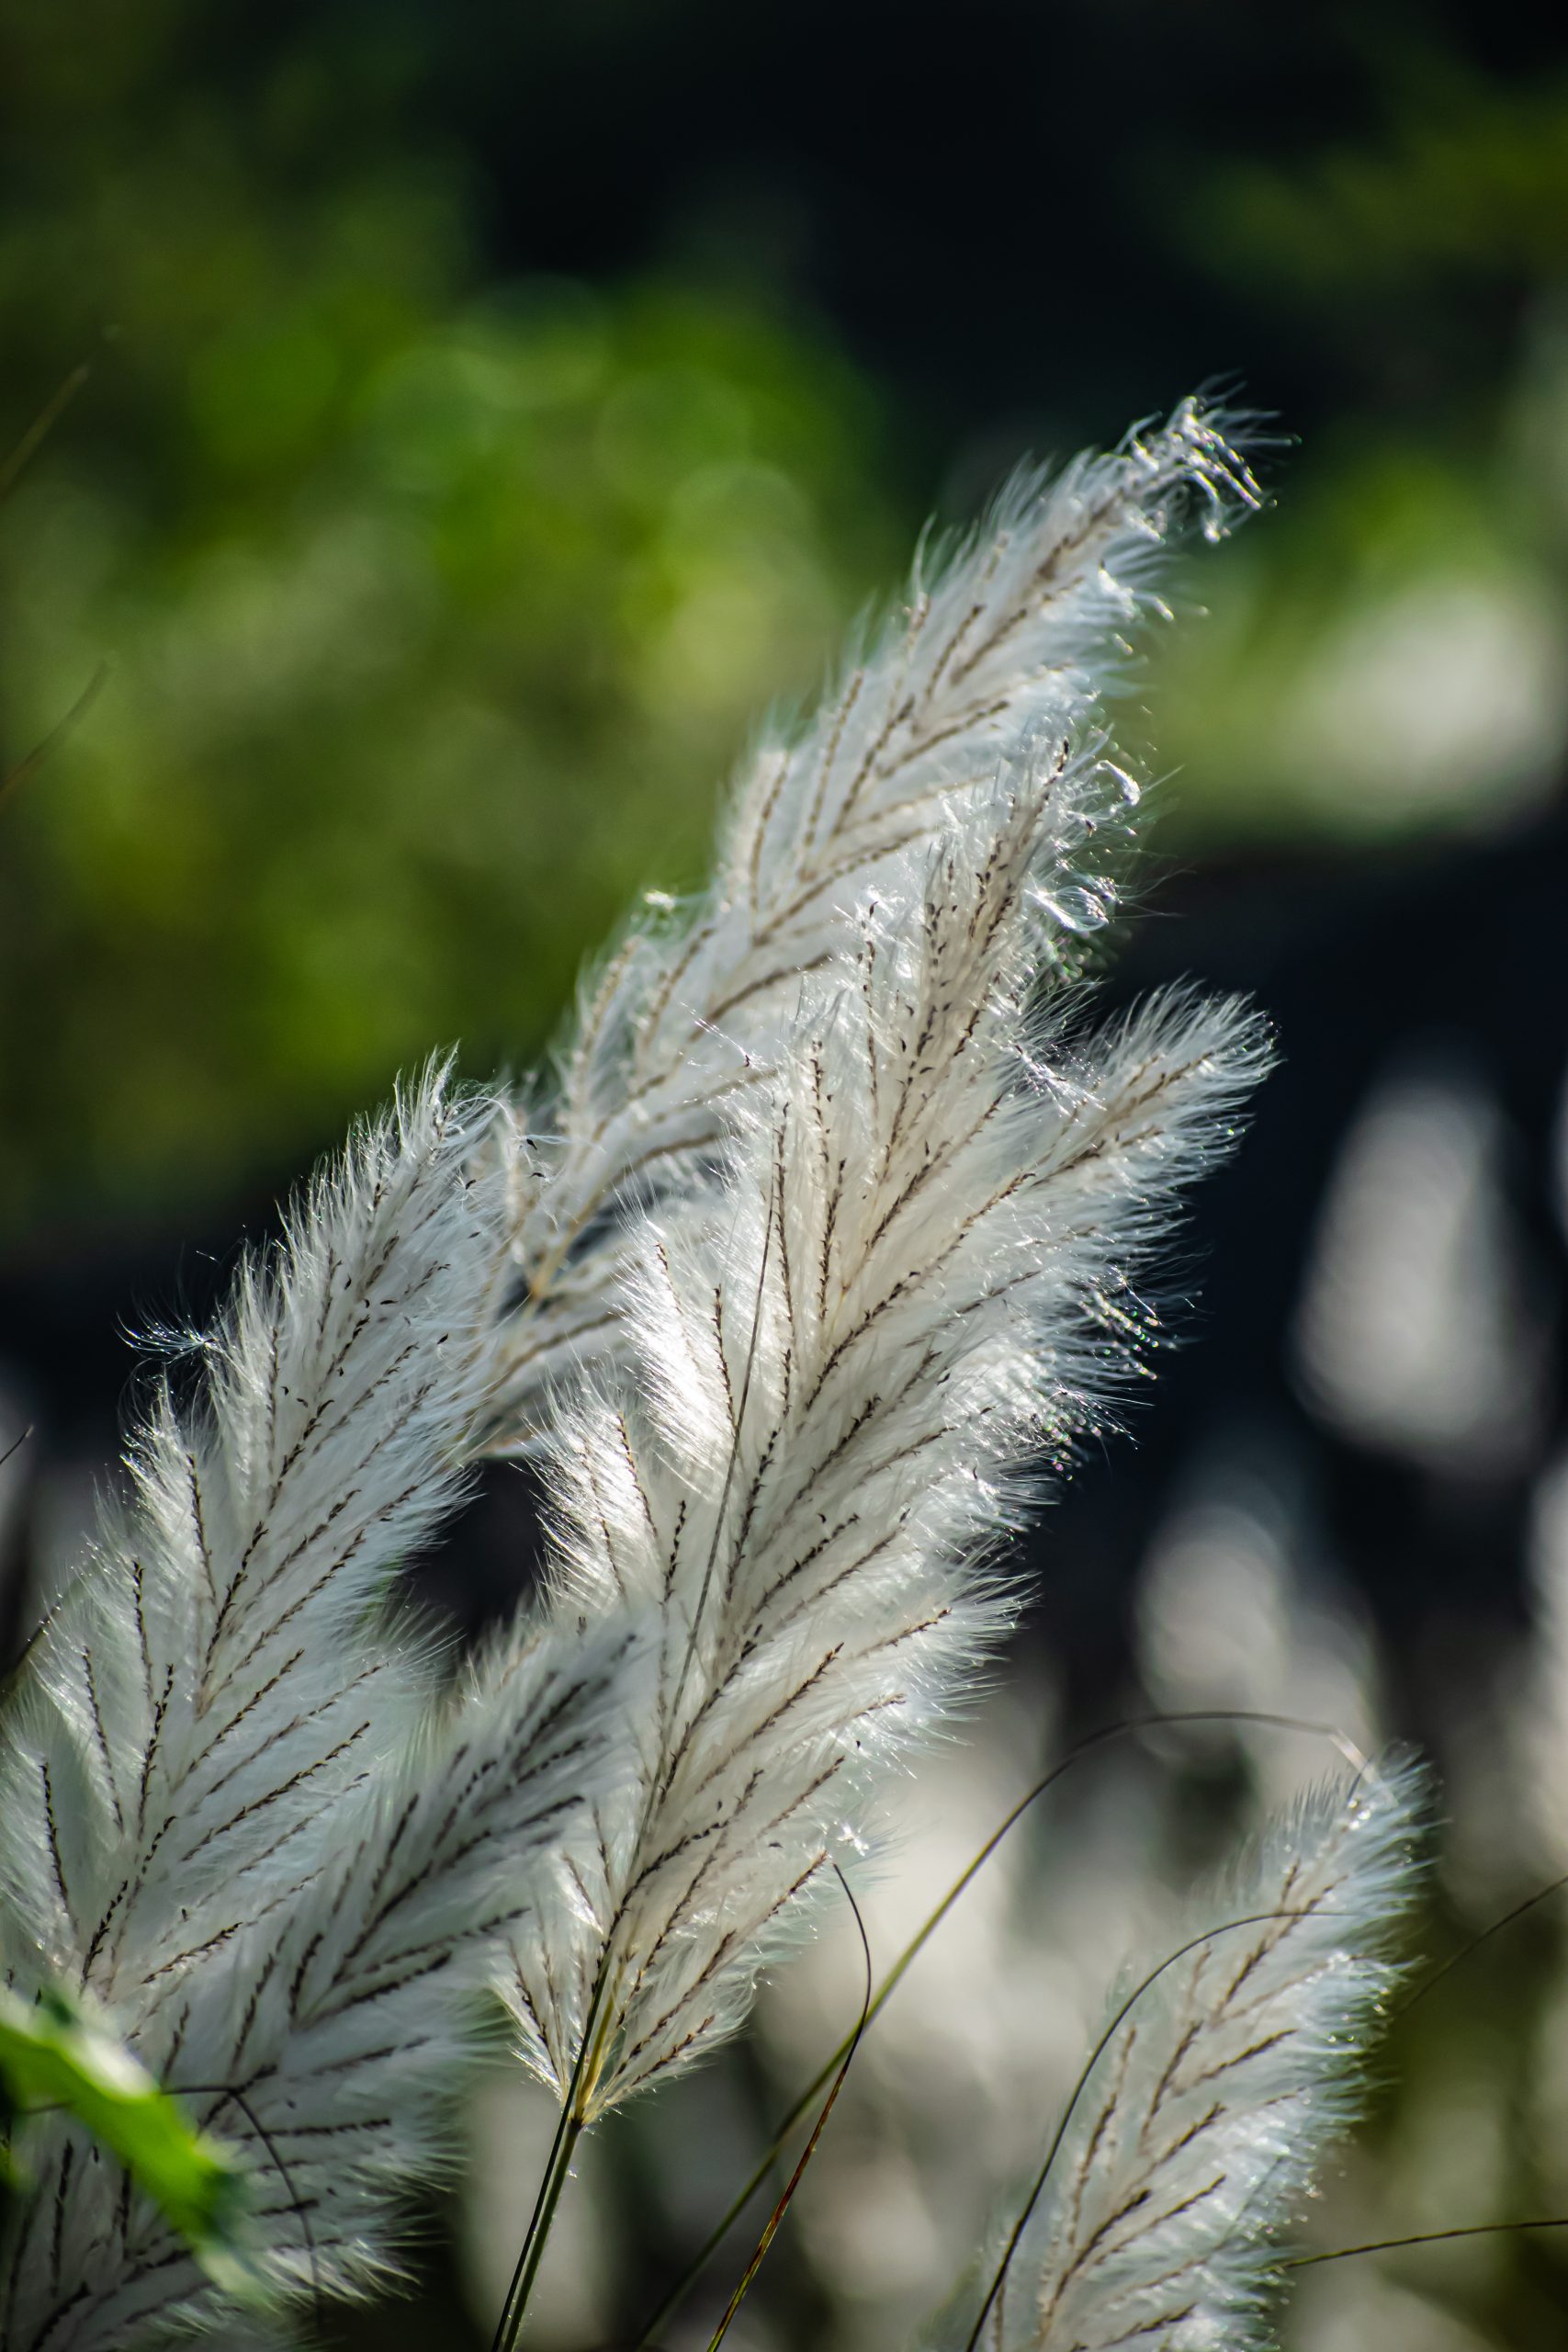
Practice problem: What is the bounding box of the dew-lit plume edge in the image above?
[953,1764,1424,2352]
[487,398,1265,1447]
[0,1069,643,2346]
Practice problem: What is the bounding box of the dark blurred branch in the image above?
[0,661,107,813]
[0,362,89,506]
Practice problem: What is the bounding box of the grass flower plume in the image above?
[0,398,1429,2352]
[0,1073,634,2346]
[964,1768,1422,2352]
[488,400,1262,1442]
[508,770,1269,2119]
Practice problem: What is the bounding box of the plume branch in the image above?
[0,1620,636,2350]
[489,401,1262,1442]
[965,1767,1423,2352]
[510,760,1269,2119]
[0,1069,639,2343]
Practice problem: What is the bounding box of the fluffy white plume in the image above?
[0,400,1274,2343]
[0,1071,637,2344]
[964,1766,1423,2352]
[509,764,1269,2119]
[0,1620,635,2349]
[488,401,1262,1442]
[1,1067,508,1964]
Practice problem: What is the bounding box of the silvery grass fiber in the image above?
[486,398,1261,1442]
[955,1767,1423,2352]
[495,401,1274,2128]
[0,399,1426,2350]
[505,790,1270,2118]
[0,1077,641,2346]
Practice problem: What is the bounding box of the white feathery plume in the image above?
[0,1069,639,2344]
[488,399,1262,1442]
[959,1766,1423,2352]
[0,401,1272,2341]
[0,1069,511,1975]
[508,759,1270,2120]
[0,1618,636,2350]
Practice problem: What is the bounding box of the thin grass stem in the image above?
[207,2086,323,2326]
[705,1868,872,2352]
[1393,1871,1568,2022]
[961,1908,1328,2352]
[0,662,108,813]
[0,362,90,503]
[492,2109,586,2352]
[1289,2218,1568,2267]
[633,1708,1360,2347]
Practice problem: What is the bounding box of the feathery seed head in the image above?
[487,402,1264,1442]
[509,746,1270,2118]
[0,1069,637,2345]
[961,1765,1424,2352]
[0,398,1279,2343]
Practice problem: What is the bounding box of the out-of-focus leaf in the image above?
[0,1978,257,2296]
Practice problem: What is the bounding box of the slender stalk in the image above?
[492,1957,617,2352]
[705,1870,872,2352]
[493,2110,585,2352]
[1393,1870,1568,2020]
[0,662,108,813]
[633,1709,1361,2348]
[961,1909,1325,2352]
[494,1206,780,2352]
[0,361,90,503]
[1289,2217,1568,2267]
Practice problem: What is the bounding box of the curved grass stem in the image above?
[704,1868,872,2352]
[494,1205,781,2352]
[634,1707,1358,2347]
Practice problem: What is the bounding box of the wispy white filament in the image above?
[489,401,1262,1441]
[965,1768,1422,2352]
[509,764,1269,2118]
[0,1071,633,2345]
[1,1072,496,1971]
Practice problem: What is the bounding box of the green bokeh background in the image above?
[0,1,902,1231]
[5,0,1567,1250]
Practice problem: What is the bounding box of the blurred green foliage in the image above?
[1146,58,1568,845]
[0,1975,254,2296]
[2,0,1567,1241]
[1191,58,1568,296]
[1147,365,1568,842]
[0,0,898,1232]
